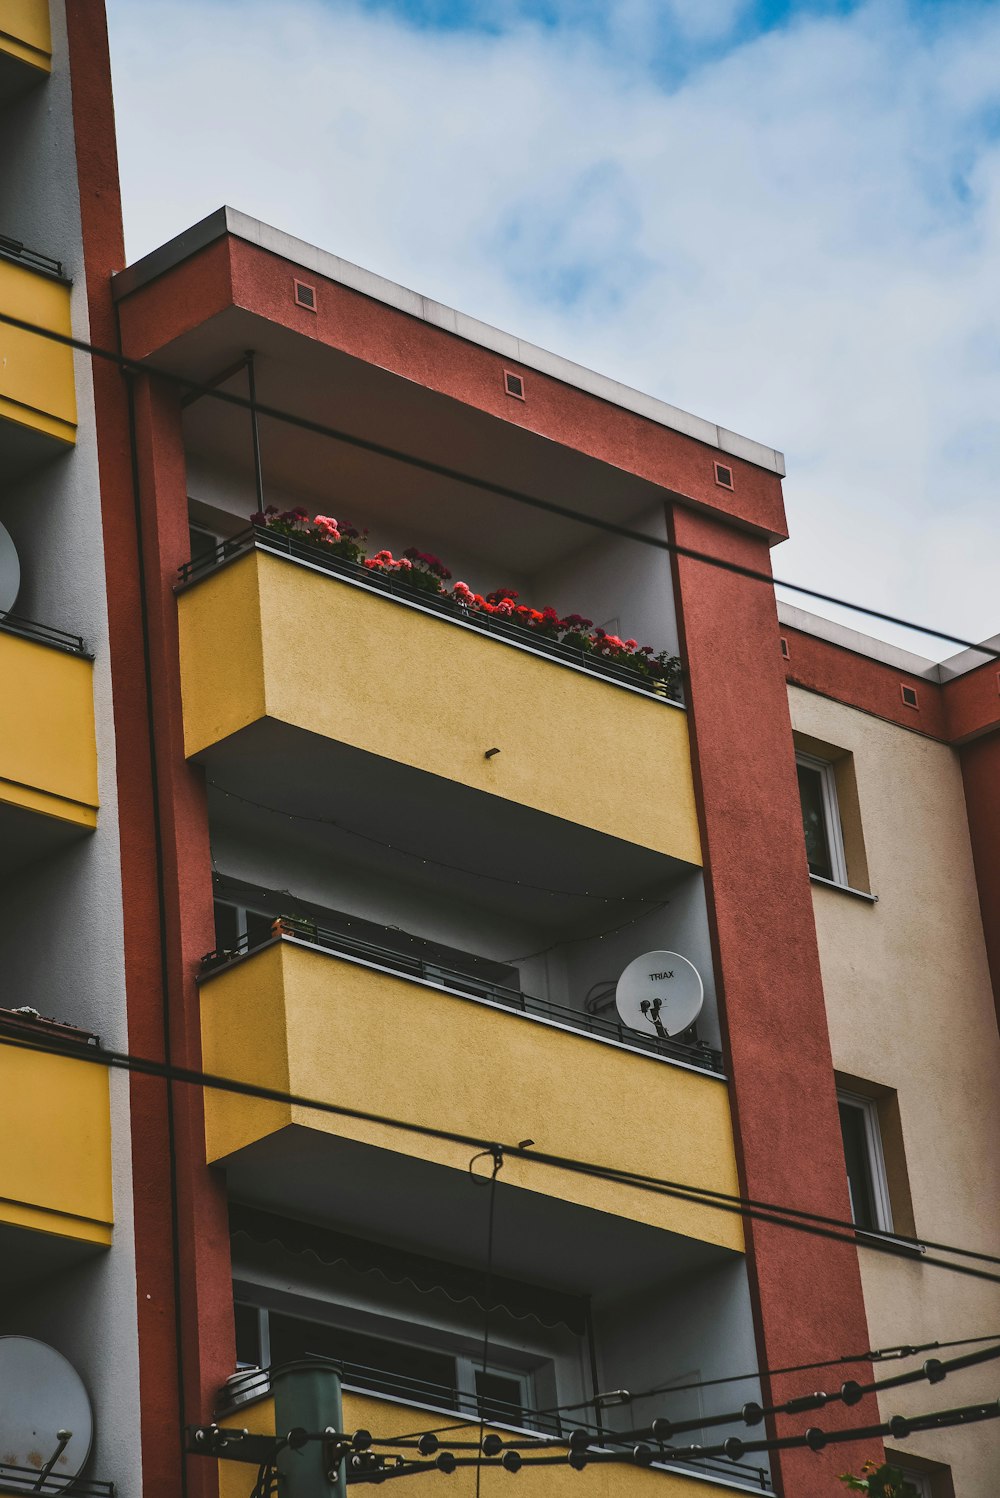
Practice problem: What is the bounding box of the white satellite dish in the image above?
[0,520,20,619]
[0,1338,93,1492]
[615,950,704,1038]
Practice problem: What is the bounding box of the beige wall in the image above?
[789,685,1000,1494]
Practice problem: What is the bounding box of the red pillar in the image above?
[670,504,881,1494]
[127,374,237,1496]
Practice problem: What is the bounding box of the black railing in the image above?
[218,1363,770,1490]
[201,917,725,1076]
[0,1465,114,1497]
[0,611,91,657]
[0,234,65,280]
[178,526,683,704]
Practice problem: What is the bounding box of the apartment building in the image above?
[0,3,142,1496]
[1,9,997,1498]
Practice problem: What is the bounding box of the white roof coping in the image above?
[777,602,998,682]
[113,206,786,478]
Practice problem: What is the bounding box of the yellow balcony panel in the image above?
[0,252,76,478]
[201,941,741,1254]
[0,625,97,873]
[0,1018,113,1287]
[0,0,51,102]
[216,1389,762,1498]
[178,549,702,864]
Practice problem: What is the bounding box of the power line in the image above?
[618,1338,1000,1445]
[367,1332,1000,1449]
[3,307,997,662]
[2,1020,997,1287]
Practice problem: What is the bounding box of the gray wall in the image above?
[0,7,142,1495]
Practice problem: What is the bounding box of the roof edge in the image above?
[113,206,787,478]
[778,602,998,683]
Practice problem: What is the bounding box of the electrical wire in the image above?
[208,780,665,906]
[2,1021,997,1288]
[2,307,998,662]
[617,1338,1000,1445]
[350,1331,1000,1450]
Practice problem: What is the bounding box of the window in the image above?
[234,1301,535,1427]
[188,523,221,566]
[213,900,275,955]
[837,1091,893,1234]
[796,751,848,885]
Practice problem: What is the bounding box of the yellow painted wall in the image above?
[0,256,75,446]
[217,1389,751,1498]
[0,0,51,73]
[0,631,97,827]
[178,552,702,863]
[0,1038,112,1246]
[789,686,1000,1491]
[201,941,741,1252]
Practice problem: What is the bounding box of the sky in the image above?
[105,0,1000,659]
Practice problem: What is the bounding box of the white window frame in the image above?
[894,1470,932,1498]
[796,751,849,887]
[837,1090,894,1235]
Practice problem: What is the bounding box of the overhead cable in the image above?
[1,307,997,662]
[2,1023,997,1289]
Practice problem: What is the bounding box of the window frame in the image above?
[837,1089,894,1236]
[796,750,849,887]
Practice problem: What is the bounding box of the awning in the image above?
[230,1203,588,1335]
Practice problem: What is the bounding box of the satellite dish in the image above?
[0,521,20,619]
[615,950,704,1039]
[0,1338,93,1492]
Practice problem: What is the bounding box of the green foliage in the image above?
[838,1459,920,1496]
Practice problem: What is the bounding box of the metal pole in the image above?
[245,349,265,513]
[273,1362,346,1498]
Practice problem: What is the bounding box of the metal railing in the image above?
[178,526,684,704]
[0,612,91,657]
[0,1465,114,1497]
[218,1363,770,1490]
[0,234,65,280]
[201,917,725,1075]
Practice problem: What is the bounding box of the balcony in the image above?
[0,242,76,479]
[177,533,702,864]
[0,1009,113,1286]
[212,1376,773,1496]
[199,934,740,1252]
[0,1,51,105]
[0,618,97,874]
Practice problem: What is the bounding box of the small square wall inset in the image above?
[293,279,317,312]
[900,684,920,710]
[503,369,526,400]
[714,461,734,490]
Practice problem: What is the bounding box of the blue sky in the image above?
[106,0,1000,656]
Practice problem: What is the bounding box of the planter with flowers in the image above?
[249,508,682,699]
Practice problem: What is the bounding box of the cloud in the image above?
[106,0,1000,655]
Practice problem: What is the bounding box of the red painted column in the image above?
[129,374,237,1496]
[670,504,881,1494]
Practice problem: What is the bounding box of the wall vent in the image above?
[293,279,317,311]
[503,370,525,400]
[780,636,789,660]
[714,461,734,490]
[900,684,919,709]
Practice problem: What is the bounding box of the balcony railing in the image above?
[218,1364,770,1491]
[0,235,64,281]
[0,1466,113,1497]
[177,526,684,704]
[0,612,91,656]
[201,918,725,1076]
